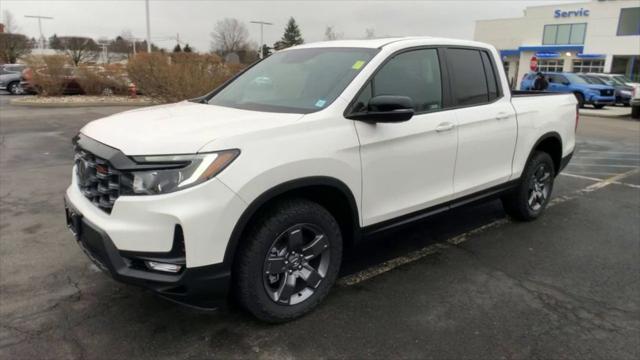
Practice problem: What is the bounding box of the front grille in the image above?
[74,146,122,213]
[600,89,613,96]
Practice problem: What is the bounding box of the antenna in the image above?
[250,20,273,58]
[24,15,54,51]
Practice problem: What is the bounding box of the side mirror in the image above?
[562,81,570,86]
[346,95,414,123]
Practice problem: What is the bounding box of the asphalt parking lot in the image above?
[1,94,639,359]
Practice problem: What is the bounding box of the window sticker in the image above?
[352,60,366,70]
[315,99,327,108]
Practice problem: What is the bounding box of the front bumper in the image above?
[65,196,231,309]
[586,94,615,105]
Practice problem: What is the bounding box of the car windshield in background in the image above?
[565,73,590,84]
[609,76,627,86]
[580,75,606,85]
[208,47,378,113]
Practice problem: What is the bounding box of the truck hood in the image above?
[80,101,304,155]
[583,84,615,91]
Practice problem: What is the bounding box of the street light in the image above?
[250,20,273,58]
[145,0,152,52]
[24,15,54,51]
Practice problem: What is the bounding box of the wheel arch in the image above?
[223,176,360,267]
[527,131,563,175]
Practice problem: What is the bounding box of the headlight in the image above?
[620,90,631,96]
[124,149,239,195]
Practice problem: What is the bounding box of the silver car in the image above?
[0,64,26,95]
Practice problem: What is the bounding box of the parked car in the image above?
[631,85,640,119]
[20,66,83,95]
[579,74,633,106]
[588,73,640,88]
[64,37,577,322]
[521,71,615,108]
[0,64,26,95]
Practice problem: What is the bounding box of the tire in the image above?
[574,92,585,108]
[235,198,343,323]
[594,104,605,109]
[632,106,640,119]
[7,81,24,95]
[501,151,555,221]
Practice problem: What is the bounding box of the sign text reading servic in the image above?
[554,8,590,18]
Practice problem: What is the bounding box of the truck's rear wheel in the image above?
[501,151,555,221]
[235,198,342,323]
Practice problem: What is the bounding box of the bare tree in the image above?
[365,28,375,39]
[324,26,343,41]
[51,36,99,66]
[210,18,249,54]
[0,33,30,63]
[2,10,20,33]
[0,11,30,63]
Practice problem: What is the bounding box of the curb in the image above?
[9,99,156,108]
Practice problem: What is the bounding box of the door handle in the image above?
[496,113,509,121]
[435,122,455,132]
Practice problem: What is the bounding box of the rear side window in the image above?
[480,51,499,101]
[446,48,490,106]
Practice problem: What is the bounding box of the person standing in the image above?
[533,72,549,91]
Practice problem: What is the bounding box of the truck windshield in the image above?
[208,47,378,113]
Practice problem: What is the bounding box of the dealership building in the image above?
[474,0,640,88]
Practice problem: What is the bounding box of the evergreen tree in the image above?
[183,44,193,53]
[173,44,182,52]
[279,17,303,49]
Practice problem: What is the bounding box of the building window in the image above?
[617,7,640,36]
[538,59,564,72]
[542,23,587,45]
[572,59,605,73]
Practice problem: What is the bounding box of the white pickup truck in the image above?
[65,37,577,322]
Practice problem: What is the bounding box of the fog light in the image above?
[145,261,182,273]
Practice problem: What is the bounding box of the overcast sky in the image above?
[1,0,584,51]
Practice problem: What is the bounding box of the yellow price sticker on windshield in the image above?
[352,60,366,70]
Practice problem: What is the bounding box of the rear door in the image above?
[352,48,459,226]
[445,47,518,197]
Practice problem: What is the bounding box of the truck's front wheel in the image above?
[235,198,342,323]
[501,151,556,221]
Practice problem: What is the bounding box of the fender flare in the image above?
[523,131,563,175]
[221,176,360,266]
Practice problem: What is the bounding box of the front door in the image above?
[351,48,459,226]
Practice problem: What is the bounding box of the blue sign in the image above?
[554,8,590,18]
[535,51,560,59]
[577,53,605,59]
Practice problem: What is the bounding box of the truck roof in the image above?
[289,37,491,50]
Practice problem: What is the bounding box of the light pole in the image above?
[24,15,54,51]
[145,0,152,52]
[250,20,273,58]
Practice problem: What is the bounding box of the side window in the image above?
[480,51,499,101]
[447,48,489,106]
[371,49,442,112]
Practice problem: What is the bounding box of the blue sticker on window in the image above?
[315,99,327,108]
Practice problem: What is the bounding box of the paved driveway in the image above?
[1,100,638,359]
